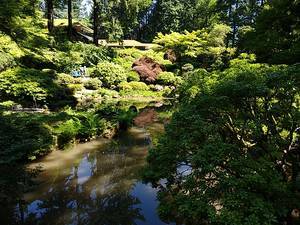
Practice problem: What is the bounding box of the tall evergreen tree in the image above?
[47,0,54,32]
[93,0,99,45]
[67,0,72,39]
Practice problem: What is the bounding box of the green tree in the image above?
[46,0,54,32]
[141,0,219,41]
[153,24,233,68]
[0,0,38,34]
[240,0,300,64]
[144,59,300,225]
[68,0,73,39]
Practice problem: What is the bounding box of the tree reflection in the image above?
[0,127,149,225]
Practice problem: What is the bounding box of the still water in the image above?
[0,107,173,225]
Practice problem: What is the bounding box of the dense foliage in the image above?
[154,24,233,68]
[240,0,300,64]
[144,59,300,224]
[0,1,299,224]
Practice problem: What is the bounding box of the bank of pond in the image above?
[0,101,176,225]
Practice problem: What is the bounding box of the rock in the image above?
[164,49,177,63]
[132,56,165,83]
[154,85,164,91]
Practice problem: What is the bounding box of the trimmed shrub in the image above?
[127,71,140,82]
[91,61,127,88]
[84,78,102,90]
[57,73,78,85]
[67,83,83,92]
[157,72,182,86]
[118,81,149,91]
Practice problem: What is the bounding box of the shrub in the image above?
[127,71,140,82]
[157,72,182,86]
[76,112,107,139]
[98,88,120,98]
[0,68,48,105]
[0,33,24,58]
[116,48,172,66]
[0,67,77,108]
[55,119,81,149]
[0,113,54,163]
[67,83,83,92]
[0,33,23,72]
[181,63,194,72]
[57,73,78,85]
[128,81,149,91]
[0,52,15,72]
[54,42,115,73]
[144,62,300,225]
[118,81,149,91]
[0,100,16,110]
[118,81,132,91]
[72,42,115,66]
[84,78,102,90]
[91,61,127,88]
[177,68,212,101]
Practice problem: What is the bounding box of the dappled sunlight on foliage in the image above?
[144,61,300,224]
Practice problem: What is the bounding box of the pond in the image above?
[0,105,174,225]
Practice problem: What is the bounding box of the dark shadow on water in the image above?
[0,105,174,225]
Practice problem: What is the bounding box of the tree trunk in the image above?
[232,0,239,47]
[93,0,99,46]
[226,1,232,47]
[68,0,73,39]
[47,0,54,33]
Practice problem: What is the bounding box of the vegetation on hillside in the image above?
[0,0,299,224]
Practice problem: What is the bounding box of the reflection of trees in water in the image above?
[0,165,40,225]
[0,133,147,225]
[21,191,144,225]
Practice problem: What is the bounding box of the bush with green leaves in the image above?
[181,63,194,73]
[98,88,120,98]
[53,42,115,73]
[143,61,300,225]
[0,67,76,109]
[0,100,16,110]
[0,113,54,163]
[118,81,149,91]
[56,73,79,85]
[91,61,127,88]
[73,42,115,66]
[156,72,182,86]
[84,78,102,90]
[0,33,23,71]
[55,118,81,149]
[177,68,212,101]
[127,71,140,82]
[0,107,119,163]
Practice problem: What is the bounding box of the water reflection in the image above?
[0,109,171,225]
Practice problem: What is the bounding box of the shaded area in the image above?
[0,107,172,225]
